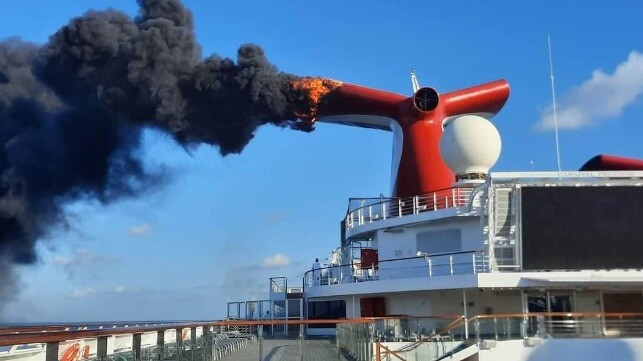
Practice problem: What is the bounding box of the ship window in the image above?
[307,300,346,328]
[416,229,462,254]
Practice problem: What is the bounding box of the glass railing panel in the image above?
[473,317,525,340]
[372,318,458,342]
[162,329,178,361]
[138,332,159,361]
[336,322,373,361]
[192,328,205,361]
[57,339,96,361]
[108,334,133,361]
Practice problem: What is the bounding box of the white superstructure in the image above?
[227,74,643,360]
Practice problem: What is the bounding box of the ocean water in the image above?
[0,320,201,330]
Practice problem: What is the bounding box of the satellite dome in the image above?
[439,115,501,178]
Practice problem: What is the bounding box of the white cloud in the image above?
[537,51,643,130]
[129,223,151,237]
[51,249,103,267]
[262,253,290,268]
[51,255,75,266]
[114,285,126,293]
[72,288,96,298]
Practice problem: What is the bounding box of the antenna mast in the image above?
[547,35,562,175]
[411,68,420,93]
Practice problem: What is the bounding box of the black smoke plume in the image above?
[0,0,311,306]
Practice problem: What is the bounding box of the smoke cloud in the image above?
[0,0,313,305]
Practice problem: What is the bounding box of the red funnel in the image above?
[315,80,510,197]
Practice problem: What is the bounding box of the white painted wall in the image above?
[576,291,601,312]
[374,217,483,282]
[382,289,521,318]
[376,217,483,262]
[479,338,643,361]
[385,291,432,316]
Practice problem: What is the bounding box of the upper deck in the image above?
[307,171,643,296]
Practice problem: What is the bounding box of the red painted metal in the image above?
[316,80,510,197]
[360,248,378,269]
[580,155,643,171]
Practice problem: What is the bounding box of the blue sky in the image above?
[1,0,642,321]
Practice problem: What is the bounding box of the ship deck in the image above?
[220,337,348,361]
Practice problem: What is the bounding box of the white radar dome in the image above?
[439,115,501,178]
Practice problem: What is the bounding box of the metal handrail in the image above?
[304,250,488,287]
[0,318,389,347]
[440,312,643,339]
[304,250,485,276]
[0,322,213,347]
[345,187,474,230]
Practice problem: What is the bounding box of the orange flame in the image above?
[292,77,343,122]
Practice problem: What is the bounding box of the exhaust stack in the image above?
[293,78,510,197]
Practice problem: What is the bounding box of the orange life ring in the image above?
[61,343,80,361]
[82,345,90,360]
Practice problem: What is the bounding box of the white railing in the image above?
[443,312,643,341]
[304,251,488,288]
[345,187,474,230]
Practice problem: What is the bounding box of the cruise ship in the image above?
[2,73,643,361]
[227,72,643,360]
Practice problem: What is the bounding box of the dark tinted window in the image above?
[521,186,643,270]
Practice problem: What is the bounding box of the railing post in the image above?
[176,328,183,361]
[258,325,263,361]
[494,317,498,340]
[98,336,108,361]
[474,318,481,342]
[433,192,437,210]
[299,324,305,361]
[368,206,372,223]
[428,257,433,277]
[190,327,197,361]
[537,316,546,338]
[472,253,477,274]
[203,327,211,361]
[449,255,454,275]
[382,202,387,220]
[375,341,380,361]
[133,333,142,361]
[452,188,456,207]
[45,342,59,361]
[358,208,363,226]
[398,199,402,217]
[413,196,419,214]
[368,324,373,361]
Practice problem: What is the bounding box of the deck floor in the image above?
[219,338,350,361]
